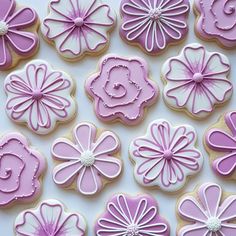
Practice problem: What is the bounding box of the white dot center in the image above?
[149,8,162,20]
[206,217,221,232]
[0,21,8,36]
[126,224,139,236]
[80,150,95,167]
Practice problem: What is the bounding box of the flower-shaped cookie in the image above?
[86,55,158,125]
[42,0,115,60]
[162,43,232,118]
[195,0,236,48]
[130,119,203,192]
[178,183,236,236]
[51,122,122,195]
[120,0,190,54]
[4,60,76,135]
[0,0,39,70]
[95,194,170,236]
[0,133,45,207]
[15,199,86,235]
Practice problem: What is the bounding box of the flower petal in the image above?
[218,196,236,221]
[0,0,15,21]
[178,224,208,236]
[143,159,165,182]
[226,111,236,136]
[220,224,236,235]
[0,37,11,68]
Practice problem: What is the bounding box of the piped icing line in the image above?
[162,43,233,119]
[85,55,158,125]
[177,182,236,236]
[194,0,236,48]
[15,199,86,236]
[206,111,236,178]
[0,132,46,207]
[0,0,39,70]
[4,59,76,135]
[41,0,115,60]
[51,122,122,196]
[119,0,190,54]
[129,119,203,192]
[94,193,170,236]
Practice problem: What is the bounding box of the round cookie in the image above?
[95,193,170,236]
[119,0,190,55]
[41,0,116,61]
[4,59,76,135]
[85,55,158,125]
[205,111,236,180]
[194,0,236,48]
[177,182,236,236]
[51,122,122,196]
[162,43,233,119]
[0,132,46,208]
[15,199,86,235]
[129,119,203,192]
[0,0,39,70]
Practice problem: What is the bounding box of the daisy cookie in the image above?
[51,122,122,196]
[162,43,233,119]
[205,111,236,180]
[194,0,236,48]
[0,132,45,208]
[41,0,115,61]
[177,182,236,236]
[95,193,170,236]
[0,0,39,70]
[85,55,158,125]
[129,119,203,192]
[4,59,76,135]
[15,199,86,235]
[120,0,190,55]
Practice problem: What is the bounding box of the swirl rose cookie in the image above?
[205,111,236,180]
[162,43,233,119]
[194,0,236,48]
[177,183,236,236]
[120,0,190,55]
[95,193,170,236]
[41,0,115,61]
[51,122,122,196]
[0,0,39,70]
[15,199,86,235]
[4,60,76,135]
[0,132,45,208]
[129,119,203,192]
[85,55,158,125]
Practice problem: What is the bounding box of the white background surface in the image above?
[0,0,236,235]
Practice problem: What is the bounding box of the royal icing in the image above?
[129,119,203,192]
[120,0,190,54]
[178,182,236,236]
[4,59,76,135]
[95,194,170,236]
[206,111,236,178]
[0,0,39,70]
[0,132,45,207]
[51,122,122,196]
[162,43,232,118]
[85,55,158,125]
[195,0,236,48]
[15,199,86,236]
[41,0,115,60]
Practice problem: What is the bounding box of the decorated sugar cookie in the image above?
[41,0,115,61]
[15,199,86,235]
[120,0,190,54]
[162,43,233,119]
[194,0,236,48]
[0,132,45,208]
[177,182,236,236]
[95,193,170,236]
[4,60,76,135]
[129,119,203,192]
[205,111,236,180]
[51,122,122,196]
[85,55,158,125]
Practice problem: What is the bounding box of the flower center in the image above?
[0,21,8,36]
[74,17,84,27]
[149,8,162,20]
[32,89,43,100]
[80,150,95,167]
[126,224,139,236]
[206,217,221,232]
[192,73,204,83]
[163,150,173,160]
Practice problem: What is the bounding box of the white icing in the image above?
[0,21,8,35]
[80,150,95,167]
[126,224,139,236]
[206,217,221,232]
